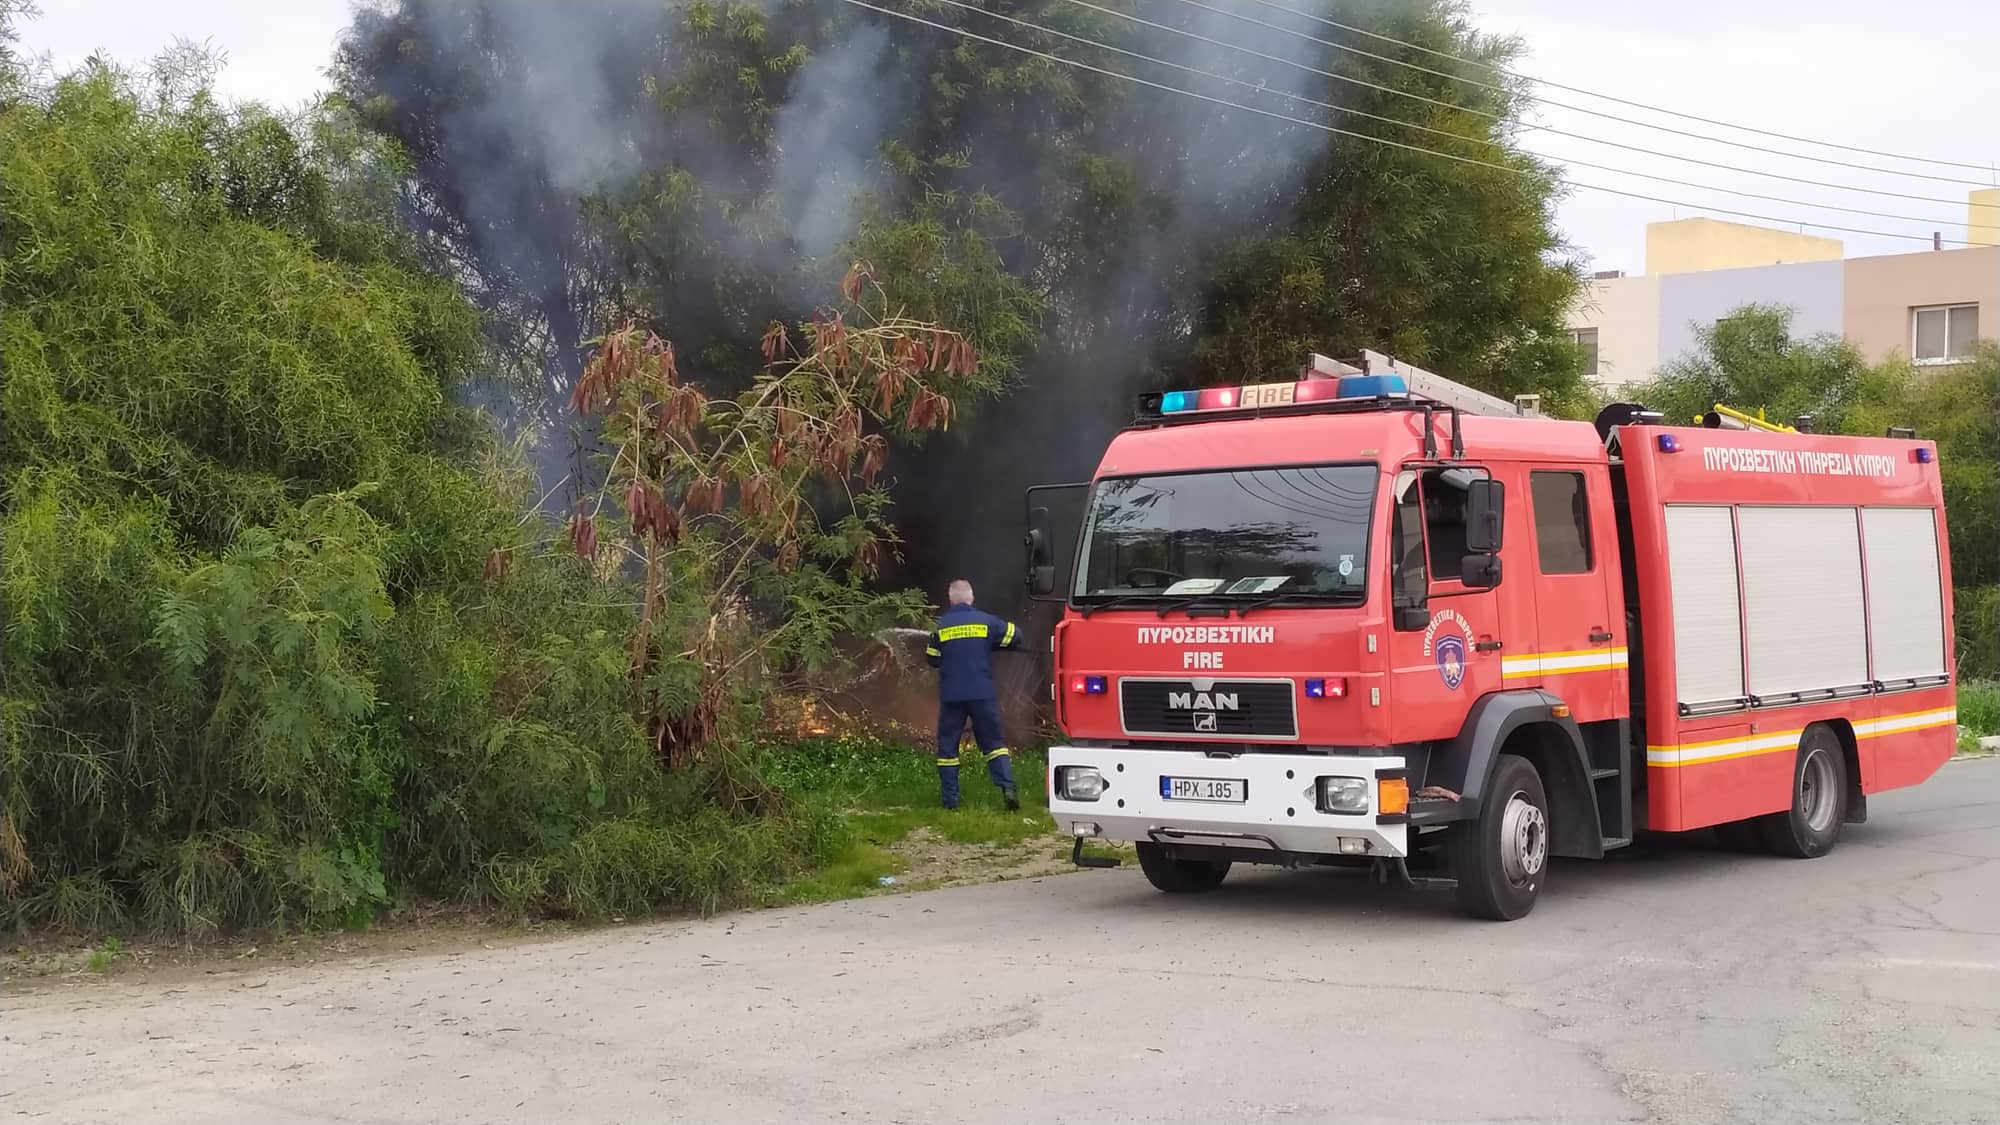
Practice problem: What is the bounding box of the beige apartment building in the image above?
[1570,189,2000,389]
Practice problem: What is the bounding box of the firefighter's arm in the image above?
[925,631,942,668]
[995,619,1023,652]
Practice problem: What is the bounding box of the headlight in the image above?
[1057,766,1106,801]
[1316,776,1369,814]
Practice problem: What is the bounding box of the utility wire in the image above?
[1161,0,1999,190]
[1234,0,2000,175]
[1064,0,1984,208]
[1033,0,1994,224]
[841,0,1979,247]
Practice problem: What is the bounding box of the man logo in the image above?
[1167,691,1239,711]
[1192,713,1219,732]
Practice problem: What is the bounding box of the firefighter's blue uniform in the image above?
[926,603,1024,809]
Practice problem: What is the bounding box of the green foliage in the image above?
[1956,679,2000,742]
[87,935,128,973]
[0,57,840,936]
[1637,306,1875,433]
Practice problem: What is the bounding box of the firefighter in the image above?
[925,579,1024,811]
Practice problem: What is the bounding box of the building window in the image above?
[1529,471,1594,575]
[1912,304,1979,364]
[1571,327,1599,376]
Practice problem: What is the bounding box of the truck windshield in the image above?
[1072,465,1378,604]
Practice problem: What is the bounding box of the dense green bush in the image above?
[0,59,836,935]
[1956,678,2000,744]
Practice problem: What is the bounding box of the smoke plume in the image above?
[341,0,1352,622]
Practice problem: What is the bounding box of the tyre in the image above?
[1134,843,1231,893]
[1714,819,1764,854]
[1755,725,1848,859]
[1449,754,1549,921]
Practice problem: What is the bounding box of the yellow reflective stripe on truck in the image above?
[1645,707,1956,768]
[1501,648,1630,680]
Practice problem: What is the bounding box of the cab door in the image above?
[1387,465,1504,742]
[1515,465,1626,721]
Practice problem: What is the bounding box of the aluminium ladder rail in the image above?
[1303,349,1545,420]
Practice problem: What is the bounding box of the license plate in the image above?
[1161,776,1247,803]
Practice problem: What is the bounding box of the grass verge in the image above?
[755,734,1076,905]
[1958,679,1999,756]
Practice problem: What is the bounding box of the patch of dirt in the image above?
[886,827,1079,891]
[1,905,582,996]
[1,830,1095,994]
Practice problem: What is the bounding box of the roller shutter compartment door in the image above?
[1664,505,1745,707]
[1861,507,1946,682]
[1737,506,1868,698]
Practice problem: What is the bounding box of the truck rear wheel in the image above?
[1449,754,1548,921]
[1755,725,1848,859]
[1134,843,1230,893]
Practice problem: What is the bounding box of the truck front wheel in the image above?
[1135,843,1230,893]
[1449,754,1548,921]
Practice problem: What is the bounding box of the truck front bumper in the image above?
[1046,745,1409,861]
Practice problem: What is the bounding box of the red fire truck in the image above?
[1028,351,1956,920]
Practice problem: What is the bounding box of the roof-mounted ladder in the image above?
[1302,350,1545,420]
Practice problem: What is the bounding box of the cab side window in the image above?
[1391,471,1427,606]
[1420,467,1489,579]
[1392,466,1491,602]
[1529,470,1593,575]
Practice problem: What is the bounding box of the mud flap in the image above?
[1072,836,1121,868]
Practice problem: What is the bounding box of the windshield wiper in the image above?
[1150,594,1237,618]
[1233,590,1365,617]
[1075,594,1165,618]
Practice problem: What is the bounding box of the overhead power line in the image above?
[1056,0,1990,211]
[1163,0,2000,190]
[840,0,1979,247]
[1233,0,2000,175]
[931,0,1991,232]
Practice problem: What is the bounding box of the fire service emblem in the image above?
[1423,609,1472,691]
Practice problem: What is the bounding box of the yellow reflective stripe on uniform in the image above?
[937,623,990,642]
[1002,622,1016,646]
[935,757,960,767]
[986,747,1010,759]
[924,646,941,657]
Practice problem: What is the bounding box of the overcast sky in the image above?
[22,0,2000,275]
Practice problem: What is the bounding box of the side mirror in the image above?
[1465,478,1505,554]
[1460,553,1502,589]
[1025,514,1056,596]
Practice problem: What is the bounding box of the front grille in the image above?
[1119,679,1298,740]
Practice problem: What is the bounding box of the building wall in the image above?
[1843,246,2000,363]
[1656,259,1846,365]
[1570,274,1659,388]
[1645,218,1844,275]
[1971,189,2000,249]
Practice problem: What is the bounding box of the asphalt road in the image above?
[5,760,1998,1125]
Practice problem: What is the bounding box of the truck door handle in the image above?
[1475,640,1503,652]
[1588,630,1614,642]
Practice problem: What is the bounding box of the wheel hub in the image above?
[1800,748,1839,833]
[1499,792,1547,885]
